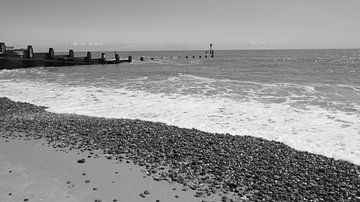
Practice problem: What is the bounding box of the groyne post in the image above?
[210,43,214,58]
[23,45,34,59]
[115,52,120,63]
[0,43,6,55]
[128,56,132,62]
[69,49,74,58]
[101,53,106,63]
[47,48,55,60]
[85,51,92,62]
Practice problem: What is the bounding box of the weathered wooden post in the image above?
[115,52,120,63]
[22,45,33,59]
[140,56,144,61]
[210,43,214,58]
[22,45,34,67]
[101,53,106,63]
[85,51,92,62]
[186,56,188,59]
[44,48,55,66]
[27,45,33,59]
[68,49,74,58]
[0,43,6,55]
[128,56,132,62]
[47,48,55,60]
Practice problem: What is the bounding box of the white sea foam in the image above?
[1,79,360,165]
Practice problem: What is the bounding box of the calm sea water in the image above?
[1,49,360,164]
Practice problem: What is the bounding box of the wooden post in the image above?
[210,43,214,58]
[128,56,132,62]
[69,49,74,58]
[0,43,6,55]
[115,52,120,63]
[85,51,92,62]
[48,48,55,60]
[101,53,106,63]
[27,45,33,59]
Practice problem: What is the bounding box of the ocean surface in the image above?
[1,49,360,165]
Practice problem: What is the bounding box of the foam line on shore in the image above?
[1,79,360,165]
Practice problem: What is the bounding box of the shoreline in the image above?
[1,97,359,201]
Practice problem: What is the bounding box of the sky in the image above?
[1,0,360,51]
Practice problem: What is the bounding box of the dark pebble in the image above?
[144,190,150,195]
[2,97,360,202]
[84,179,90,183]
[77,159,85,163]
[139,193,146,198]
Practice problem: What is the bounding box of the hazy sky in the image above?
[1,0,359,50]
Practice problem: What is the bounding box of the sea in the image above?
[1,49,360,165]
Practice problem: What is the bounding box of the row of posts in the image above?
[13,44,214,62]
[20,47,132,63]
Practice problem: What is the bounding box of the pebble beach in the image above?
[1,97,359,201]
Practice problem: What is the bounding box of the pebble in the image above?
[77,158,85,163]
[2,97,360,201]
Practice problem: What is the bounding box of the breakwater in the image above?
[0,42,132,69]
[0,42,215,70]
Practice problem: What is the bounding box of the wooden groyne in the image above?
[0,42,132,70]
[1,42,215,70]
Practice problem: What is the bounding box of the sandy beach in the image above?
[0,137,206,202]
[1,97,360,201]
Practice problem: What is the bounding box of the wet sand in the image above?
[0,137,205,202]
[0,97,360,201]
